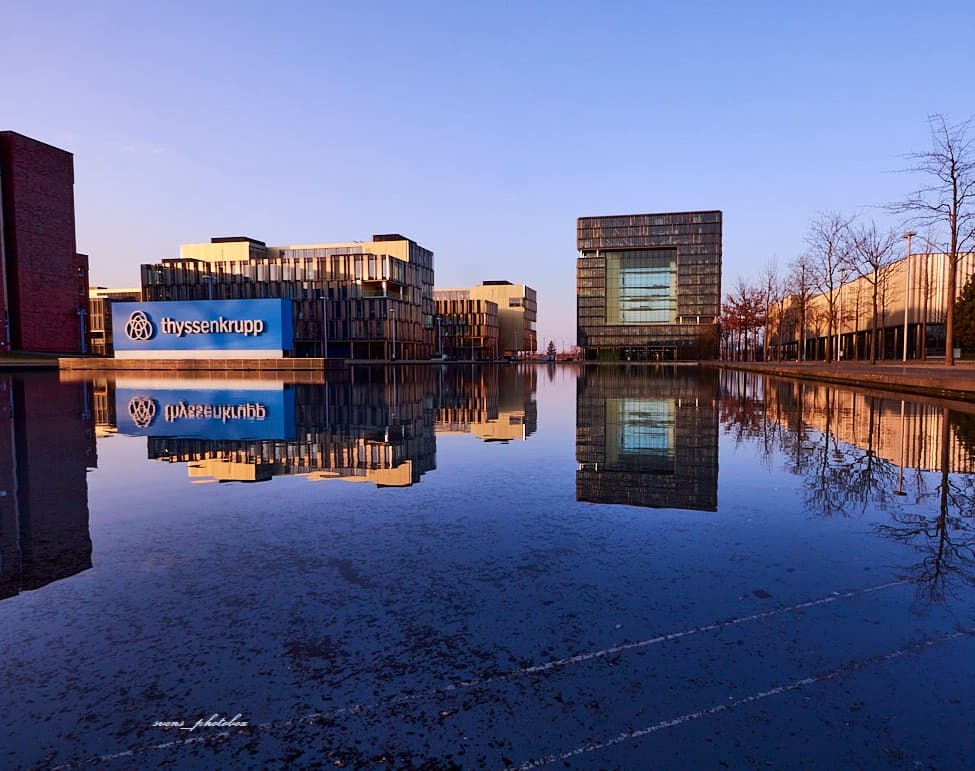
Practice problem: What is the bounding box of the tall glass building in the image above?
[577,211,722,360]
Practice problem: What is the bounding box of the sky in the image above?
[2,1,973,348]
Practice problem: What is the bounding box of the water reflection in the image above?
[15,364,975,607]
[86,364,538,487]
[720,371,975,602]
[434,365,537,441]
[4,365,975,765]
[576,365,719,511]
[0,374,94,600]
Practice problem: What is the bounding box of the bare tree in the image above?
[892,114,975,365]
[758,259,784,361]
[845,221,900,364]
[805,212,854,362]
[787,254,816,361]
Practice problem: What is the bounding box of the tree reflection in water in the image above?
[721,371,975,604]
[877,410,975,602]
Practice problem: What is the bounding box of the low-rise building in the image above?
[139,234,435,359]
[434,281,537,359]
[767,251,975,361]
[88,287,141,355]
[433,290,499,360]
[469,281,537,357]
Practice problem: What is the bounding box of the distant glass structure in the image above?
[577,211,722,360]
[575,365,718,511]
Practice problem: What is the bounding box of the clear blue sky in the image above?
[3,1,973,347]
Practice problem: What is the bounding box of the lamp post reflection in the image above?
[894,400,907,496]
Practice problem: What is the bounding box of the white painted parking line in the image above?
[514,626,975,769]
[56,579,912,768]
[287,579,910,723]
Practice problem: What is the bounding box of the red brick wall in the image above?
[0,132,87,353]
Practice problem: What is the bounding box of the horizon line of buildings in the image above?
[7,127,973,365]
[1,131,540,361]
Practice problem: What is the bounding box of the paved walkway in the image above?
[722,359,975,401]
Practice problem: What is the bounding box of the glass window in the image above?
[605,249,676,324]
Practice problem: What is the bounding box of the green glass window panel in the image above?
[604,397,676,473]
[605,250,676,324]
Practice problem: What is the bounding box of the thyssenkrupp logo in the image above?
[124,310,155,341]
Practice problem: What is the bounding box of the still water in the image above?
[1,365,973,769]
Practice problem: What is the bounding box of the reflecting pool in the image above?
[1,365,973,768]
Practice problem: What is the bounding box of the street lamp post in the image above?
[321,294,328,359]
[903,231,917,362]
[836,272,845,362]
[391,303,396,361]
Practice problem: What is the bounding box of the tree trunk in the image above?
[946,213,958,366]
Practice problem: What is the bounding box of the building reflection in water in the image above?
[0,374,95,601]
[97,367,437,487]
[94,366,537,487]
[720,370,975,602]
[93,364,538,488]
[576,365,719,511]
[434,364,537,442]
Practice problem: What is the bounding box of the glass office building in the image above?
[577,211,722,360]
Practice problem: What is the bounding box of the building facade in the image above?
[0,132,89,353]
[88,287,142,355]
[434,281,537,358]
[468,281,537,357]
[141,234,435,359]
[433,291,499,359]
[577,211,722,361]
[766,251,975,362]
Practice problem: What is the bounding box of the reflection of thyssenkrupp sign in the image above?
[112,300,292,359]
[163,401,267,422]
[115,384,296,440]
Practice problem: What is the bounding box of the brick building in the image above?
[0,132,89,353]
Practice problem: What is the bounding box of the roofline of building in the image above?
[576,209,722,223]
[210,236,267,246]
[0,130,74,157]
